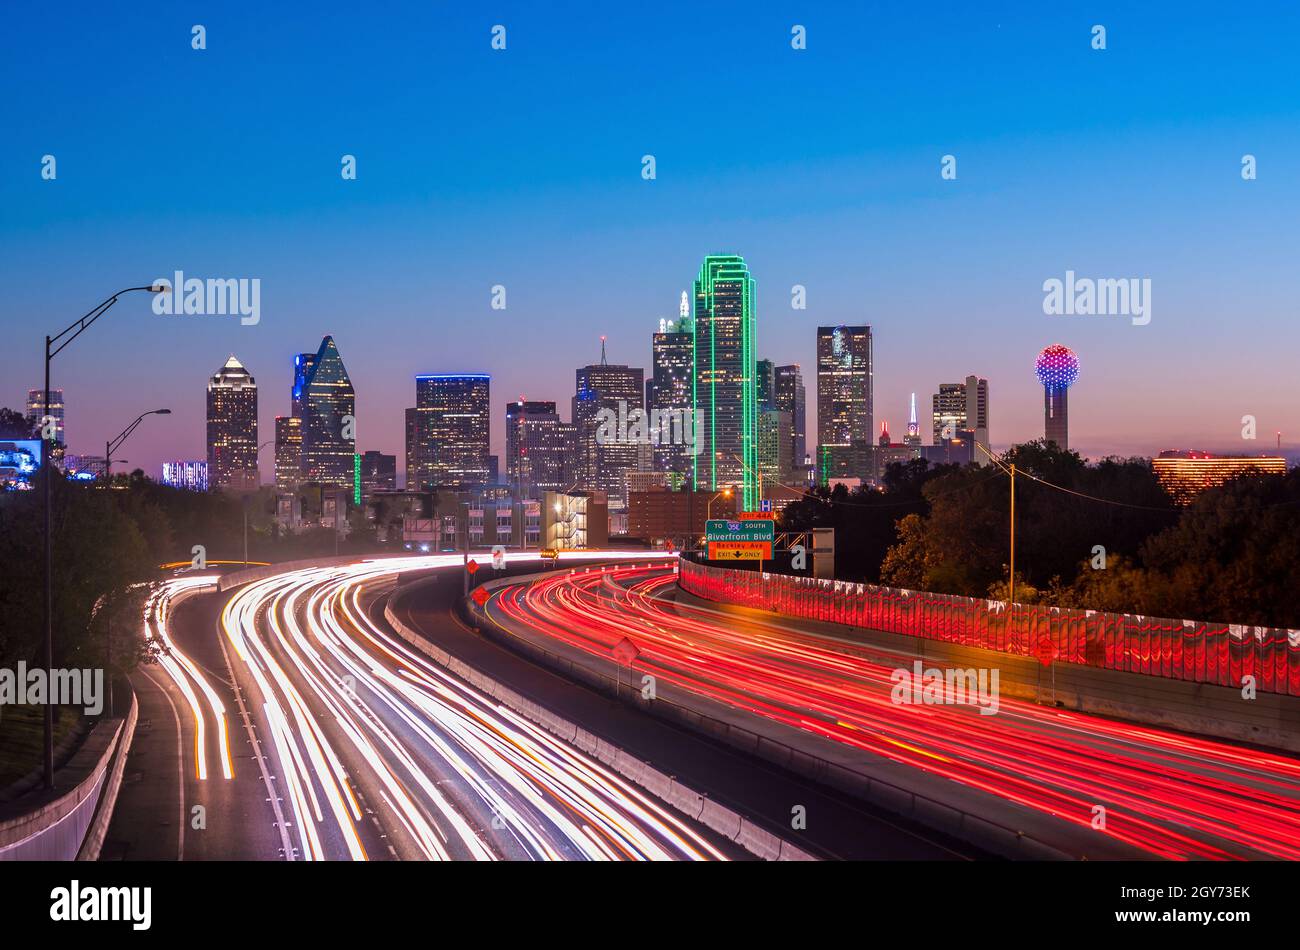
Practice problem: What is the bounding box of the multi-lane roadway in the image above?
[482,562,1300,861]
[109,555,734,861]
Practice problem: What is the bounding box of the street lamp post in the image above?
[101,407,171,720]
[105,409,171,486]
[703,488,733,555]
[245,439,275,567]
[42,284,164,789]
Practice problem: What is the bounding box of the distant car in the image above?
[539,548,560,561]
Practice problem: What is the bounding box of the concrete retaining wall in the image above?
[0,690,139,862]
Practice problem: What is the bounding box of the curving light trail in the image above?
[218,553,725,862]
[487,563,1300,861]
[144,575,235,781]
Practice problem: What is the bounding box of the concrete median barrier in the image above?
[454,567,1147,861]
[384,581,817,861]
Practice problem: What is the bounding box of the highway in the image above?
[104,574,289,860]
[209,554,732,860]
[390,567,981,859]
[484,562,1300,860]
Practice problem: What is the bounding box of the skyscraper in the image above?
[774,364,806,472]
[506,400,574,494]
[816,324,873,452]
[574,343,644,508]
[404,407,417,489]
[757,407,794,489]
[206,355,259,491]
[274,415,302,492]
[756,359,776,410]
[299,336,356,489]
[904,393,922,447]
[291,352,316,419]
[964,376,990,456]
[412,374,491,488]
[25,388,63,444]
[693,254,757,509]
[931,375,989,453]
[26,388,64,466]
[648,316,695,483]
[1035,345,1078,451]
[932,383,966,442]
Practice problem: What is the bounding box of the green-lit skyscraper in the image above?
[692,254,758,510]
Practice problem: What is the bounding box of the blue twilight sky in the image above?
[2,1,1299,481]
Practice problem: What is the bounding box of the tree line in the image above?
[779,440,1300,629]
[0,407,385,678]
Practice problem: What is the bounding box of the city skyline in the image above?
[6,4,1300,477]
[17,302,1297,488]
[3,1,1297,906]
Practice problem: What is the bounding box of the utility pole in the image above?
[1009,463,1016,606]
[974,441,1017,607]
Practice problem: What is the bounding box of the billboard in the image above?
[0,440,42,490]
[161,460,209,491]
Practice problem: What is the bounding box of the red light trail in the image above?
[488,564,1300,860]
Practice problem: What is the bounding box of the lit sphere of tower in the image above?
[1035,344,1077,451]
[1035,344,1079,391]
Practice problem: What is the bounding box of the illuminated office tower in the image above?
[816,324,873,450]
[932,376,988,453]
[206,355,259,491]
[299,336,356,489]
[274,415,302,492]
[404,407,417,489]
[774,364,806,470]
[506,400,574,494]
[1035,345,1078,451]
[932,383,965,442]
[574,341,644,508]
[648,316,695,482]
[25,388,64,444]
[756,359,776,410]
[571,388,601,491]
[692,254,758,509]
[26,388,65,465]
[757,407,794,488]
[291,352,316,419]
[412,374,491,488]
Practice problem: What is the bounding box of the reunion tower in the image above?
[1035,344,1078,450]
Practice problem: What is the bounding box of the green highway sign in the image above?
[705,519,775,543]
